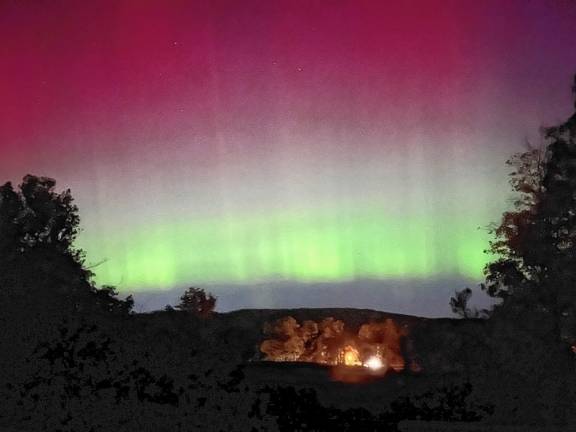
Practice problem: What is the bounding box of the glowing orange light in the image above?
[341,345,361,366]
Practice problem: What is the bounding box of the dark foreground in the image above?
[1,301,575,431]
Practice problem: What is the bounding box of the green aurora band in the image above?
[78,206,494,290]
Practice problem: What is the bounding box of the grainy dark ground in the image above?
[398,421,573,431]
[1,304,573,431]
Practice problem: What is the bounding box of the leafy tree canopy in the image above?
[0,175,80,257]
[483,75,576,344]
[0,175,132,315]
[176,287,216,317]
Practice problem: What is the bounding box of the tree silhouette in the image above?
[176,287,216,317]
[0,175,80,256]
[449,288,474,319]
[483,75,576,345]
[0,175,132,315]
[449,288,488,319]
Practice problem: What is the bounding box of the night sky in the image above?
[2,0,576,315]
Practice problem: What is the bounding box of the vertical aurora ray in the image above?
[2,0,576,312]
[77,205,494,289]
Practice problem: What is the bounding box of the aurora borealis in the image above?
[2,1,576,314]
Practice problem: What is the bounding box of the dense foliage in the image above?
[176,287,217,317]
[482,76,576,348]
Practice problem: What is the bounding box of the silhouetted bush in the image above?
[176,287,217,317]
